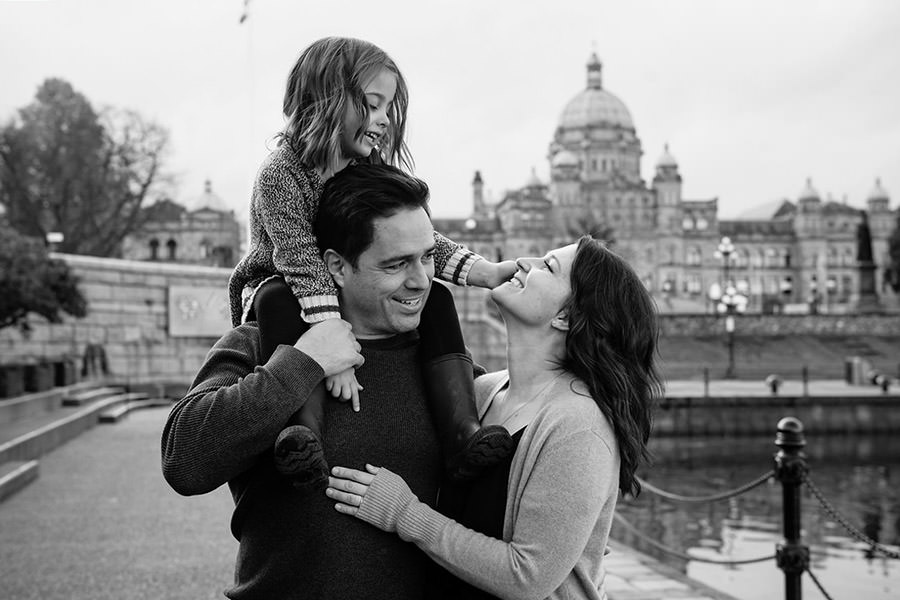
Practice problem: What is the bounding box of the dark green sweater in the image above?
[162,323,441,599]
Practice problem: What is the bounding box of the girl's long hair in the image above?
[278,37,412,174]
[559,236,663,497]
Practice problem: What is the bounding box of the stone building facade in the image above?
[121,180,242,268]
[433,53,899,314]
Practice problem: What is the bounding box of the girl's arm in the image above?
[327,428,613,600]
[256,171,340,323]
[433,232,517,289]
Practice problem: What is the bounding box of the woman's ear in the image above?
[323,249,347,289]
[550,312,570,332]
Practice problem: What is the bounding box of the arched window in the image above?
[686,246,702,266]
[751,250,764,268]
[682,217,695,230]
[765,247,778,267]
[149,239,160,260]
[843,247,854,266]
[733,249,749,268]
[166,239,177,260]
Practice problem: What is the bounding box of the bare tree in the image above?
[0,78,171,256]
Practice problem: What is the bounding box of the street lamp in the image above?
[710,236,749,378]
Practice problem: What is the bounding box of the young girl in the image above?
[228,36,516,487]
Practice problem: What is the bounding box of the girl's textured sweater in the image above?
[354,370,621,600]
[228,144,480,326]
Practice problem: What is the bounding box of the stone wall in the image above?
[659,313,900,336]
[0,254,231,385]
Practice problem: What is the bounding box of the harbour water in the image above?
[613,434,900,600]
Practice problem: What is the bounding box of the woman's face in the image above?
[491,243,577,326]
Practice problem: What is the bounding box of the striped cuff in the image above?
[298,294,342,324]
[441,248,481,286]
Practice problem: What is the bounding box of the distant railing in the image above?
[616,417,899,600]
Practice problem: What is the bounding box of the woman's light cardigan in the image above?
[356,370,621,600]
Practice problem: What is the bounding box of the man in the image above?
[162,164,444,599]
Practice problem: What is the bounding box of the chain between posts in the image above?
[803,473,900,559]
[636,471,774,503]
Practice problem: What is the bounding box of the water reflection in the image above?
[614,435,900,600]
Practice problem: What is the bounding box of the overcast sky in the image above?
[2,0,899,223]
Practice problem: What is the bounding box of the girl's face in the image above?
[491,243,578,327]
[340,68,397,161]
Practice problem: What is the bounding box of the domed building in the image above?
[121,179,243,268]
[435,52,898,314]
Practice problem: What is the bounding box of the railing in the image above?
[615,417,900,600]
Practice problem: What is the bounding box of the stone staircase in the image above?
[0,381,174,503]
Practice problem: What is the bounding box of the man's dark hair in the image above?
[314,164,431,266]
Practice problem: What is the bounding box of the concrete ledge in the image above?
[99,396,170,424]
[0,459,40,503]
[0,395,130,465]
[0,380,107,425]
[62,386,126,407]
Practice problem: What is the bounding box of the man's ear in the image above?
[550,311,570,332]
[323,249,347,289]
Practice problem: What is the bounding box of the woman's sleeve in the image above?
[256,169,340,323]
[433,231,482,286]
[357,427,614,600]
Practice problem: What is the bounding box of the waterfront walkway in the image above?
[0,405,738,600]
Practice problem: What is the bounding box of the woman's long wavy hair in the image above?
[559,236,663,497]
[278,37,412,174]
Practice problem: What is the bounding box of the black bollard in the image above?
[703,367,709,398]
[774,417,810,600]
[801,366,808,397]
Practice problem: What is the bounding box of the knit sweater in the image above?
[161,323,442,600]
[228,143,480,326]
[355,370,620,600]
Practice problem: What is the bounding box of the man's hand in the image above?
[466,259,518,289]
[294,319,364,377]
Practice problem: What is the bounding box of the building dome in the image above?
[525,167,543,188]
[656,144,678,168]
[551,149,579,168]
[798,177,820,201]
[558,53,634,131]
[193,179,229,212]
[868,177,889,201]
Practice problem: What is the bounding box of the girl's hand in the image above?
[325,368,363,412]
[326,464,381,516]
[468,259,518,289]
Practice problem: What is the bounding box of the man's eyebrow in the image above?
[377,243,436,266]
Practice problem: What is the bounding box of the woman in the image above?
[326,236,663,600]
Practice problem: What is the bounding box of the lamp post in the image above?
[710,236,748,378]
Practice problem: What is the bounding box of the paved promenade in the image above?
[0,405,738,600]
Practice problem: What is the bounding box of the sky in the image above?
[2,0,899,224]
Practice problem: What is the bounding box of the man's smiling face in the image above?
[334,207,435,338]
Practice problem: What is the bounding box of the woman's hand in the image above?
[326,464,381,516]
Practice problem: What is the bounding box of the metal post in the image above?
[703,367,709,397]
[801,366,808,397]
[724,314,736,379]
[774,417,810,600]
